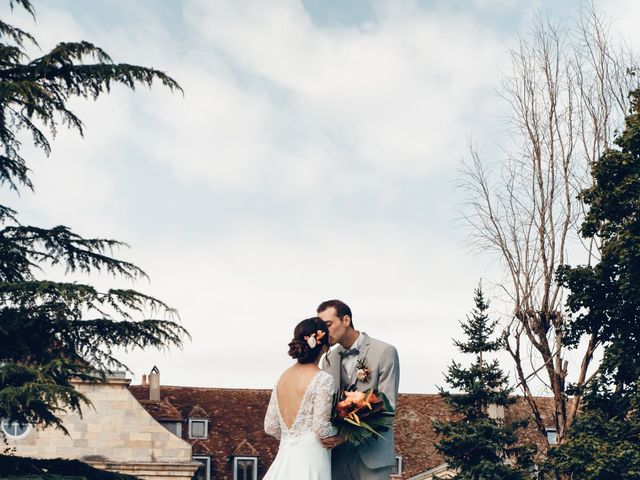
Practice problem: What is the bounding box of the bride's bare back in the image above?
[276,365,321,429]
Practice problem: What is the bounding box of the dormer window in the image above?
[189,419,208,439]
[160,420,182,437]
[233,456,258,480]
[546,427,557,445]
[193,455,211,480]
[186,404,210,439]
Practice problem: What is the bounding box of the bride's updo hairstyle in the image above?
[288,317,329,364]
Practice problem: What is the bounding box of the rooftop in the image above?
[129,384,555,479]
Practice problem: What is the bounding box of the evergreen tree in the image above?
[0,0,187,433]
[549,88,640,479]
[434,285,532,480]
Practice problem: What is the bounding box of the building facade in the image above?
[2,373,199,480]
[2,369,554,480]
[129,374,555,480]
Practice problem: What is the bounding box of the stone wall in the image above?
[6,377,198,479]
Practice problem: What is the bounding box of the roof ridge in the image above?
[130,385,273,392]
[130,385,556,398]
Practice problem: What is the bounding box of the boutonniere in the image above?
[355,358,371,382]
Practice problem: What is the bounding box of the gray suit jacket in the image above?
[322,332,400,469]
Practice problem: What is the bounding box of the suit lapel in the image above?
[358,332,371,363]
[353,332,372,388]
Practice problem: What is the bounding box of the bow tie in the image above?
[339,348,360,359]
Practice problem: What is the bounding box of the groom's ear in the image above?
[343,315,352,328]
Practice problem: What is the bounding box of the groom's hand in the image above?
[321,435,346,449]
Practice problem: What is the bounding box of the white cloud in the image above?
[117,224,494,391]
[0,0,517,394]
[6,0,633,393]
[601,0,640,49]
[129,0,511,195]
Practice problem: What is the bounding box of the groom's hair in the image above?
[317,299,354,329]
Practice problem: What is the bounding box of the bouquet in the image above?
[331,387,395,446]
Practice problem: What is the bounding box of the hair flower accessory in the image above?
[305,335,317,348]
[304,330,326,349]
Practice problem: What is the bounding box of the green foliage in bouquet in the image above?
[331,388,394,447]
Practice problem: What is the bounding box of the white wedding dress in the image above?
[263,370,337,479]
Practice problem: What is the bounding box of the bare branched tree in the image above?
[460,6,638,450]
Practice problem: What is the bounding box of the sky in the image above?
[1,0,640,394]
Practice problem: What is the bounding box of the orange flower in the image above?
[336,390,366,411]
[365,391,380,404]
[344,390,366,405]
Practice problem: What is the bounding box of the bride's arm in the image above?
[264,388,281,439]
[313,373,338,439]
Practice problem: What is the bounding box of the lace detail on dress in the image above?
[311,371,338,439]
[264,382,282,439]
[264,370,338,441]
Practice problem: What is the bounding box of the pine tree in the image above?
[434,285,532,480]
[0,0,187,433]
[548,88,640,479]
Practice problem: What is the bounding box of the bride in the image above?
[263,317,337,479]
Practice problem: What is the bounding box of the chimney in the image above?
[141,374,148,386]
[487,403,505,420]
[487,385,506,420]
[149,366,160,401]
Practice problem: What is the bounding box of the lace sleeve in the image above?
[312,372,338,439]
[264,387,281,439]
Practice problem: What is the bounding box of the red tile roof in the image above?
[393,394,555,478]
[191,440,214,455]
[129,385,555,480]
[394,394,451,477]
[130,386,278,480]
[504,395,557,456]
[232,439,260,457]
[136,398,182,421]
[187,404,210,419]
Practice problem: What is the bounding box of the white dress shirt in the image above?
[341,331,364,385]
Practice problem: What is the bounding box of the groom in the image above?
[318,299,400,480]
